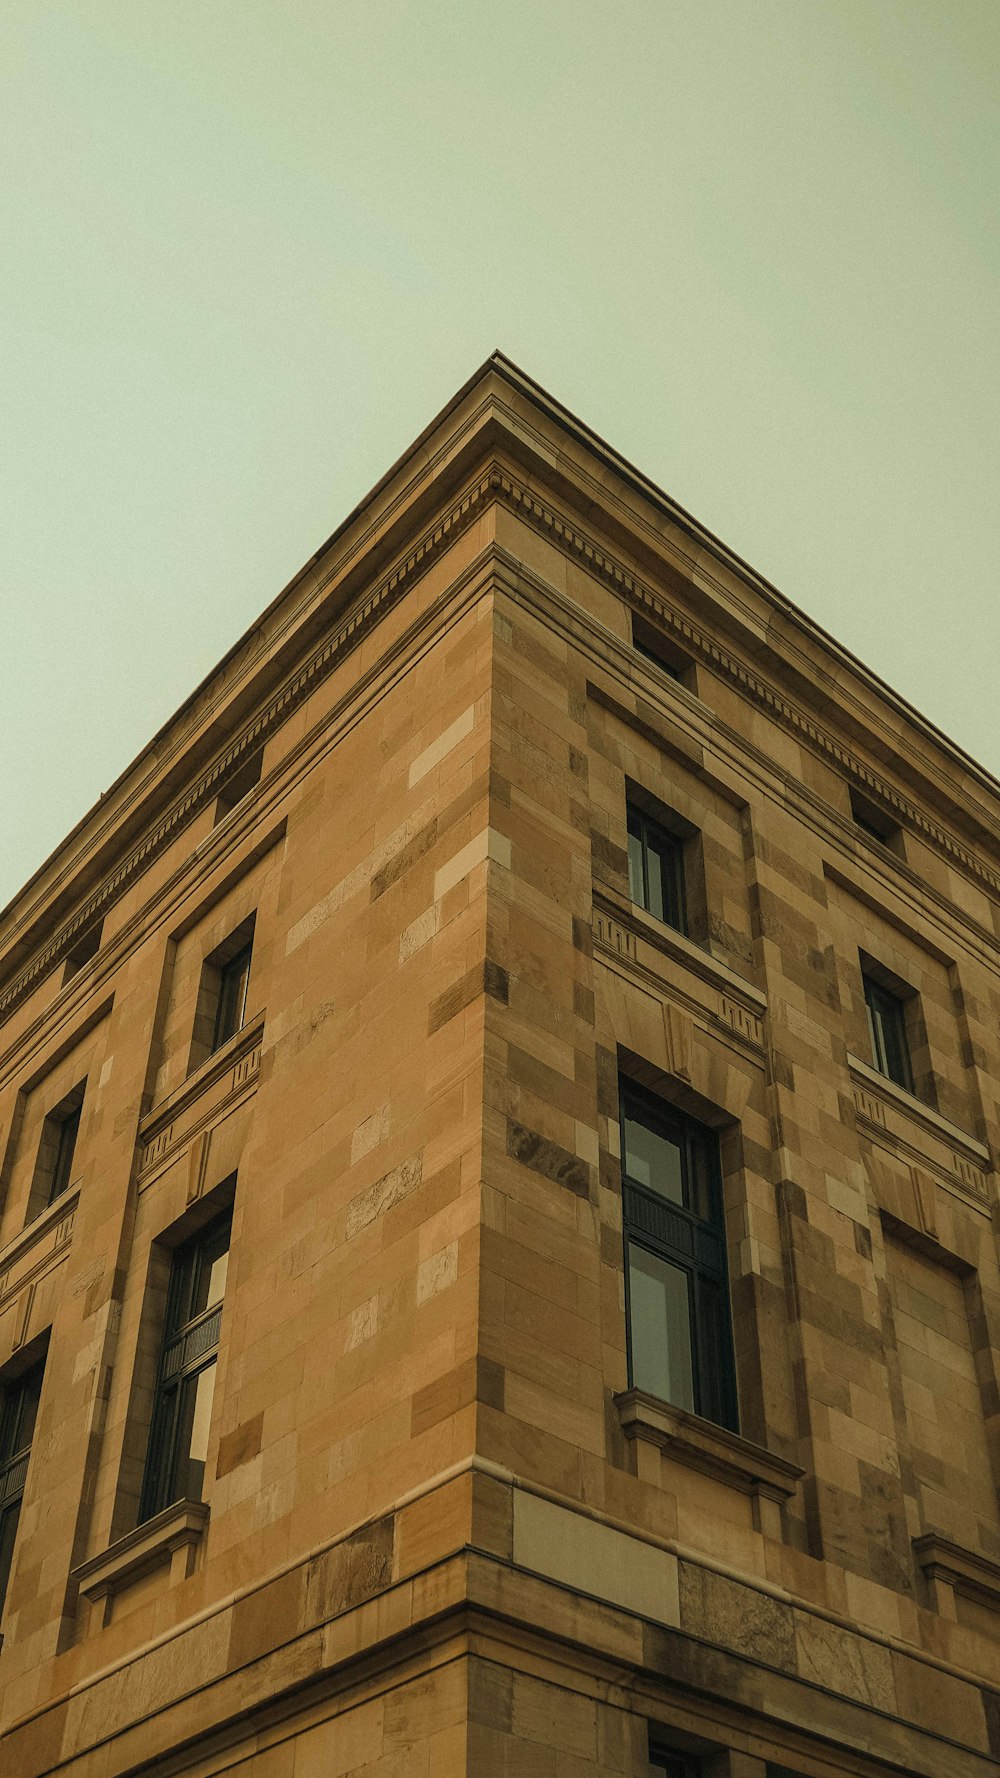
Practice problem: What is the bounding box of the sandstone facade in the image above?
[1,355,999,1776]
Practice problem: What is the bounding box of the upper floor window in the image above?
[62,919,103,985]
[213,943,252,1051]
[631,616,694,687]
[49,1103,82,1202]
[620,1079,736,1432]
[187,916,256,1076]
[0,1360,44,1620]
[28,1080,86,1222]
[213,748,263,826]
[628,803,687,936]
[862,969,913,1093]
[140,1209,232,1522]
[849,788,902,855]
[650,1754,701,1778]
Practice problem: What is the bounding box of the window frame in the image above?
[211,943,252,1053]
[649,1748,701,1778]
[0,1359,45,1620]
[26,1080,86,1224]
[627,802,688,936]
[862,969,914,1093]
[48,1102,82,1205]
[619,1078,738,1434]
[139,1209,232,1524]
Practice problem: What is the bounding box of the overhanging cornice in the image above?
[2,357,998,1022]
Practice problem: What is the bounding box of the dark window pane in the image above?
[49,1105,81,1203]
[685,1131,716,1224]
[863,974,913,1092]
[0,1366,43,1466]
[142,1383,180,1519]
[645,824,686,932]
[190,1226,231,1322]
[0,1500,22,1616]
[634,638,682,681]
[619,1078,736,1435]
[213,944,251,1051]
[626,805,686,935]
[627,823,645,906]
[141,1211,231,1522]
[172,1362,218,1504]
[628,1242,694,1410]
[623,1104,684,1206]
[0,1361,44,1620]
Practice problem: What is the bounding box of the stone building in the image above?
[1,354,999,1778]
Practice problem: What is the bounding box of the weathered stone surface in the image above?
[2,357,999,1778]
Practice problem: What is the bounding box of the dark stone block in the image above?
[506,1119,593,1199]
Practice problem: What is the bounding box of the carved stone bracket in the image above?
[913,1533,1000,1623]
[72,1499,210,1628]
[615,1388,803,1542]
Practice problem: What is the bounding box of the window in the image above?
[212,944,252,1051]
[632,616,693,686]
[187,916,256,1075]
[650,1750,700,1777]
[849,788,901,853]
[628,803,687,935]
[863,970,913,1093]
[635,638,682,682]
[63,919,103,984]
[0,1362,44,1620]
[49,1103,81,1203]
[28,1080,86,1221]
[620,1079,736,1432]
[140,1210,232,1522]
[213,749,263,826]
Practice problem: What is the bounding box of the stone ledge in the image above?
[72,1500,209,1624]
[913,1534,1000,1621]
[594,886,766,1013]
[140,1011,266,1142]
[847,1053,991,1166]
[0,1184,80,1287]
[615,1389,803,1539]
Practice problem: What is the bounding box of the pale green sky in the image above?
[2,1,998,908]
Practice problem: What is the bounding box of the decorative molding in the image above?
[490,469,1000,897]
[137,1013,265,1185]
[0,472,497,1027]
[848,1056,991,1207]
[3,453,996,1034]
[0,1188,80,1313]
[12,1282,35,1350]
[593,888,766,1058]
[593,909,637,962]
[913,1534,1000,1621]
[615,1389,803,1540]
[72,1499,210,1625]
[722,998,764,1048]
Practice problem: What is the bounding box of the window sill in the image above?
[0,1184,80,1284]
[72,1499,209,1624]
[615,1389,803,1539]
[913,1534,1000,1622]
[847,1053,990,1166]
[594,888,765,1014]
[141,1010,266,1141]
